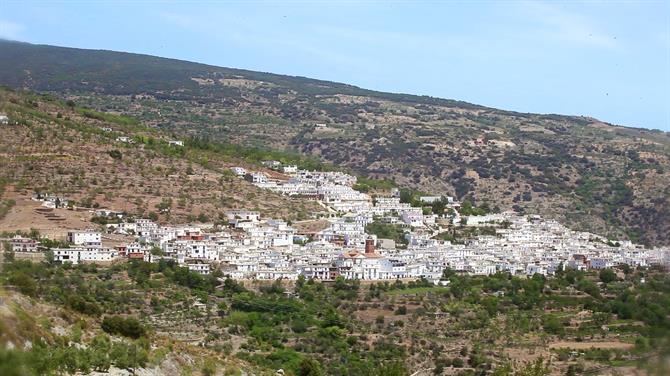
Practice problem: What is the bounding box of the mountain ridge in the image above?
[0,39,488,110]
[6,38,667,132]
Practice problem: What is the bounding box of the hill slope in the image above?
[1,40,669,245]
[0,88,320,237]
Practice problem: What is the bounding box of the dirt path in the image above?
[548,341,634,350]
[0,193,92,239]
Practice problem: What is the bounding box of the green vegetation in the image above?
[101,315,146,339]
[458,200,491,216]
[599,268,617,284]
[0,334,148,375]
[107,149,122,160]
[184,136,330,171]
[352,176,396,193]
[365,221,408,246]
[1,254,669,375]
[77,108,139,127]
[0,177,15,220]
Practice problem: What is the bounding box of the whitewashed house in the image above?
[282,165,298,174]
[67,231,102,247]
[402,211,425,227]
[420,196,443,204]
[231,167,247,176]
[53,247,117,264]
[246,172,268,184]
[10,235,38,252]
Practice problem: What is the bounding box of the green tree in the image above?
[297,358,324,376]
[599,268,617,284]
[372,362,407,376]
[101,316,146,339]
[8,271,37,296]
[90,334,112,372]
[543,316,564,336]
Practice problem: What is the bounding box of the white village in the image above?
[5,162,669,282]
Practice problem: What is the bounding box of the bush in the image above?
[108,150,122,160]
[395,306,407,315]
[291,319,308,333]
[101,316,145,339]
[67,295,101,316]
[543,316,565,335]
[297,358,324,376]
[201,358,217,376]
[8,272,37,297]
[599,268,617,284]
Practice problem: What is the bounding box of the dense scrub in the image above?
[1,256,669,375]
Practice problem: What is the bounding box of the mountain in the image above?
[1,40,669,245]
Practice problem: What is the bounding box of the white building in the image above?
[261,160,282,169]
[402,211,425,227]
[10,235,38,252]
[226,210,260,222]
[52,248,117,264]
[246,172,268,184]
[231,167,247,176]
[420,196,443,204]
[283,165,298,174]
[187,262,211,275]
[67,231,102,247]
[590,258,616,269]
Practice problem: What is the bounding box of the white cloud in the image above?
[0,20,24,40]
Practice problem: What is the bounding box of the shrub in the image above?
[543,316,565,335]
[108,149,122,160]
[202,358,217,376]
[8,272,37,297]
[101,316,145,339]
[599,268,617,284]
[297,358,324,376]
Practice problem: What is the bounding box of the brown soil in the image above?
[548,341,634,350]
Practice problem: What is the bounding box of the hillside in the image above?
[1,40,669,245]
[0,266,265,375]
[0,88,320,238]
[2,255,669,375]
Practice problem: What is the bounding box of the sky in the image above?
[1,0,669,131]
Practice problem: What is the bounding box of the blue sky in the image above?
[1,1,669,130]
